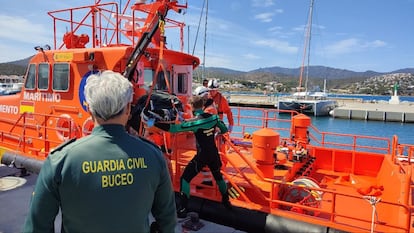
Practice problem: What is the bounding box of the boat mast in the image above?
[298,0,314,94]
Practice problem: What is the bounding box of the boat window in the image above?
[177,73,188,94]
[24,64,36,90]
[38,63,49,90]
[144,69,153,87]
[154,71,171,91]
[52,63,69,91]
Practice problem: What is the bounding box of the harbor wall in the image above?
[227,94,414,123]
[331,109,414,123]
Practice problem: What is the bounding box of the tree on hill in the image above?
[0,64,26,75]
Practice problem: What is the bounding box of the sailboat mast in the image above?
[298,0,314,92]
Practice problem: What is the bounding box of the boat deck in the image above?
[2,107,414,232]
[167,131,414,232]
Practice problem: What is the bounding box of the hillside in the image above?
[197,65,414,81]
[0,57,32,75]
[1,57,413,95]
[193,66,414,93]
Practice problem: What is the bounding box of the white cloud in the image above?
[364,40,387,48]
[293,23,325,33]
[275,9,283,14]
[324,38,387,56]
[251,0,275,7]
[255,39,298,54]
[196,51,234,69]
[268,26,283,33]
[243,53,260,60]
[0,15,51,44]
[254,12,274,23]
[324,38,359,54]
[0,14,53,62]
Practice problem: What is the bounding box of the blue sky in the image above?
[0,0,413,72]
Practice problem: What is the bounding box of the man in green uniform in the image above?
[155,95,232,218]
[22,70,176,233]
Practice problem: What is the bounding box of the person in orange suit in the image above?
[207,79,234,133]
[207,79,234,170]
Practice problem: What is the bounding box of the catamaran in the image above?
[277,0,337,116]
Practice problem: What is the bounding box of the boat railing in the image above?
[391,136,414,215]
[231,106,295,141]
[0,112,80,157]
[230,106,392,154]
[308,125,391,154]
[47,1,186,51]
[267,182,411,232]
[48,2,121,50]
[219,134,412,232]
[395,142,414,164]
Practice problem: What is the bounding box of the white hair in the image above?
[84,70,133,121]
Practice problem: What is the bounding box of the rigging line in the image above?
[191,0,206,56]
[202,0,209,79]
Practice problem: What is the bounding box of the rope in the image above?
[363,195,381,233]
[191,0,206,56]
[162,131,171,157]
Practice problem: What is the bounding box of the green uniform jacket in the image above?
[22,124,176,233]
[157,109,228,134]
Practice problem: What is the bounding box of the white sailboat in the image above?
[277,0,337,116]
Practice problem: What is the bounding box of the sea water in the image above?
[310,116,414,145]
[229,109,414,146]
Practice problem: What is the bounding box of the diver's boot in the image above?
[222,193,232,210]
[177,192,189,218]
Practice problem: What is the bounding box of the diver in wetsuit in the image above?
[155,95,232,218]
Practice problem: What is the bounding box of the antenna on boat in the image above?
[34,45,50,62]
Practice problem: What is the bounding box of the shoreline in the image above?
[227,94,414,122]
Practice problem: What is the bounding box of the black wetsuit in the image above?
[156,109,228,183]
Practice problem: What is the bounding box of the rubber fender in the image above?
[265,214,348,233]
[177,192,348,233]
[1,152,44,174]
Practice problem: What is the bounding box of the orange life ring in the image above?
[82,117,95,136]
[56,114,80,141]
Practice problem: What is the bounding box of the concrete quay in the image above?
[227,94,414,123]
[227,94,276,108]
[331,99,414,123]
